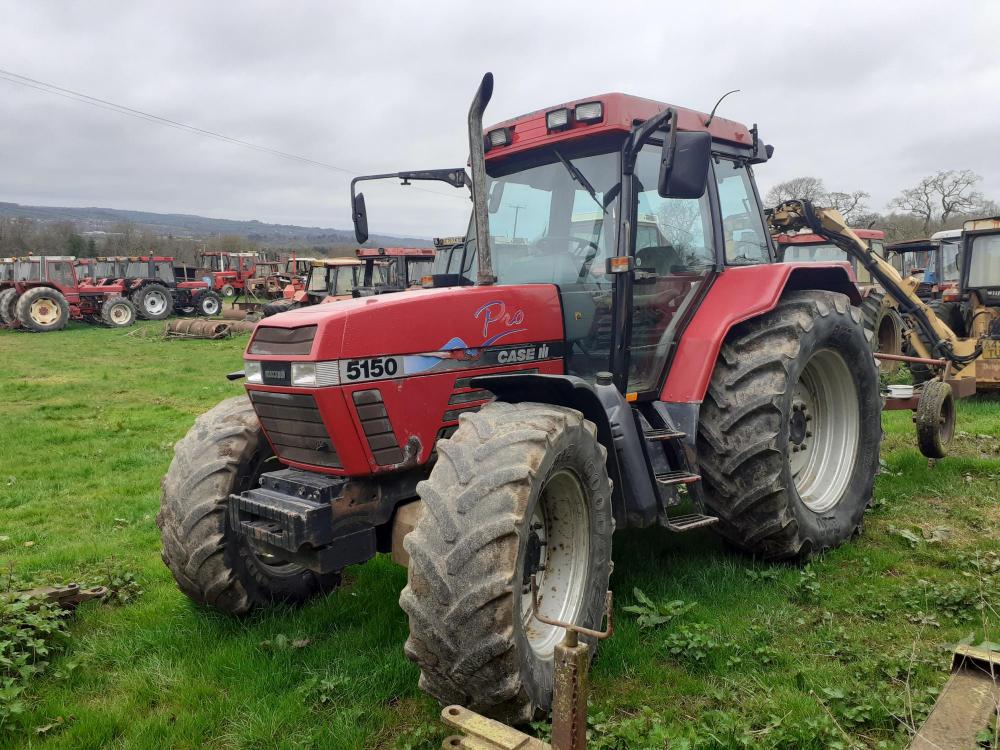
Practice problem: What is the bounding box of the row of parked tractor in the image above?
[0,244,447,333]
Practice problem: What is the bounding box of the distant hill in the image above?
[0,201,432,247]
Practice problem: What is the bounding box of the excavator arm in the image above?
[767,200,981,369]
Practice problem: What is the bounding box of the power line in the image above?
[0,67,467,201]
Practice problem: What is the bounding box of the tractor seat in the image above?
[636,245,684,277]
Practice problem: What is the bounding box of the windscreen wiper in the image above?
[553,149,604,213]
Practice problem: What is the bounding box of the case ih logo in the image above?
[497,344,550,364]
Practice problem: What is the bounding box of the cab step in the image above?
[644,427,686,442]
[662,513,719,533]
[655,470,701,486]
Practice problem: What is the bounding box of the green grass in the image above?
[1,321,998,748]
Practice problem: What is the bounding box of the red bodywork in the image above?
[12,258,128,321]
[245,286,564,476]
[201,252,262,293]
[660,263,859,403]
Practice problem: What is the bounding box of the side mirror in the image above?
[487,182,504,214]
[353,192,369,244]
[658,130,712,199]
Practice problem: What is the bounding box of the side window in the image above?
[48,262,74,287]
[869,240,885,258]
[714,159,770,265]
[155,262,174,283]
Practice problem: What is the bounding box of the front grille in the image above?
[248,390,341,468]
[248,325,317,356]
[352,389,404,465]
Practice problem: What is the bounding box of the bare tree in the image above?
[890,170,985,234]
[765,176,826,207]
[825,190,871,224]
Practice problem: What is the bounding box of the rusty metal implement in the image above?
[440,577,613,750]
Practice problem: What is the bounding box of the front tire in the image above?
[157,396,339,614]
[697,290,881,559]
[133,283,174,320]
[100,296,137,328]
[195,290,223,316]
[221,284,236,298]
[401,402,613,725]
[15,287,70,332]
[861,291,902,373]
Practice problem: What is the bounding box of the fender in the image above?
[661,263,861,403]
[471,373,660,530]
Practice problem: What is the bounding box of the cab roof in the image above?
[484,92,761,162]
[963,216,1000,233]
[311,258,362,268]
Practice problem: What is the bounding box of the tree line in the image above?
[764,169,997,241]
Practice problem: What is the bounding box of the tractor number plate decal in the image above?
[341,356,404,383]
[261,361,291,386]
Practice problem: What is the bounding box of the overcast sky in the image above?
[1,1,998,238]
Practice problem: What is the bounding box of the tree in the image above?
[765,176,826,207]
[890,170,985,234]
[824,190,871,224]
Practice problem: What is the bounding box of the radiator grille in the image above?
[352,389,404,466]
[248,390,341,468]
[248,325,317,356]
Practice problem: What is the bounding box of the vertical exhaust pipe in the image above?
[468,73,495,285]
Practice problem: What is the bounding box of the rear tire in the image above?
[133,283,174,320]
[157,396,340,614]
[861,291,902,373]
[100,296,137,328]
[196,290,222,317]
[401,402,613,724]
[262,298,302,317]
[697,290,881,559]
[0,288,17,326]
[15,287,70,332]
[915,380,955,459]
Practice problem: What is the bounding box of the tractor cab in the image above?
[886,231,962,301]
[305,258,364,303]
[355,247,436,294]
[961,218,1000,311]
[775,228,886,290]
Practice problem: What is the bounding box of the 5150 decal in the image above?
[342,356,402,382]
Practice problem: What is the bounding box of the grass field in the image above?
[1,320,998,749]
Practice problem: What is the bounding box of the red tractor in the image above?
[199,251,263,298]
[159,75,881,724]
[114,256,222,319]
[355,247,437,294]
[0,255,137,331]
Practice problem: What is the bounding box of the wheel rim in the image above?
[145,291,168,315]
[109,304,130,324]
[788,348,860,513]
[203,297,220,315]
[938,391,955,444]
[520,469,590,658]
[30,297,61,325]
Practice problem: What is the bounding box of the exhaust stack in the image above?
[468,73,495,285]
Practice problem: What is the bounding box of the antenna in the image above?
[704,89,741,127]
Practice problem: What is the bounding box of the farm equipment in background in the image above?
[769,201,1000,457]
[75,256,128,285]
[243,261,283,299]
[199,251,263,298]
[355,247,437,294]
[0,255,136,331]
[261,257,364,316]
[114,256,222,319]
[886,229,963,302]
[161,73,887,726]
[773,227,904,370]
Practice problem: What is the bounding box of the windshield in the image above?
[14,260,40,281]
[95,261,117,278]
[781,242,849,263]
[307,267,327,293]
[968,234,1000,287]
[125,262,147,278]
[462,141,621,286]
[893,250,932,278]
[333,266,361,296]
[940,240,962,282]
[405,257,434,286]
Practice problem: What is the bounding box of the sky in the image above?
[1,1,998,238]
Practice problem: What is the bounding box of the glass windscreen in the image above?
[940,240,962,282]
[14,261,41,281]
[968,234,1000,287]
[405,257,434,285]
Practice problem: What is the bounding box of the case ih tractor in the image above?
[159,74,884,724]
[0,255,136,331]
[113,256,222,319]
[200,251,263,298]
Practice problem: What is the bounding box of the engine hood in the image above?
[247,285,565,362]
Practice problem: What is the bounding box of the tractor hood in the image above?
[246,285,566,365]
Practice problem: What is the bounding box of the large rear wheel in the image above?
[861,291,902,373]
[158,396,339,614]
[697,290,881,559]
[0,288,18,326]
[401,402,613,724]
[15,287,70,332]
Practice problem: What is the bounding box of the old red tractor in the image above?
[355,247,437,294]
[159,75,881,724]
[0,255,136,331]
[200,251,263,298]
[116,256,222,319]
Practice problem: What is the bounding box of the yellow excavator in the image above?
[768,200,995,459]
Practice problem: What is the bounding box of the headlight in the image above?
[245,360,263,383]
[291,362,317,386]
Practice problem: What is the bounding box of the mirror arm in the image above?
[623,107,674,175]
